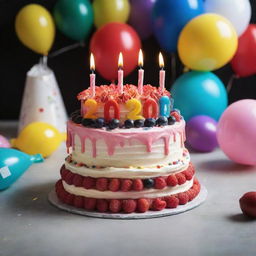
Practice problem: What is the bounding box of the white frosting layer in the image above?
[65,153,190,179]
[62,178,194,199]
[71,122,186,168]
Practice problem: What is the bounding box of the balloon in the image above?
[217,100,256,166]
[231,25,256,78]
[186,115,218,152]
[15,4,55,55]
[0,148,43,190]
[129,0,156,40]
[204,0,251,36]
[53,0,93,41]
[178,14,238,71]
[0,135,10,148]
[11,122,66,158]
[93,0,130,29]
[90,23,141,81]
[152,0,204,53]
[171,71,227,121]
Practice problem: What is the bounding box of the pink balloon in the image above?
[0,135,10,148]
[217,100,256,165]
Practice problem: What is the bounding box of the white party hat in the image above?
[18,59,67,133]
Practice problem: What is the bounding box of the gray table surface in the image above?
[1,121,256,256]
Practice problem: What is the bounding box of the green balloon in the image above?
[53,0,94,41]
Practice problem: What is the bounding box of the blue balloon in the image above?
[0,148,44,190]
[171,71,228,121]
[152,0,204,52]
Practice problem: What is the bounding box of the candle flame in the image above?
[159,52,164,69]
[138,49,143,67]
[118,52,123,69]
[90,53,95,71]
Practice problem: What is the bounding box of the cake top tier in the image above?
[77,84,171,104]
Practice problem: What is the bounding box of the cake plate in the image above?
[48,185,207,219]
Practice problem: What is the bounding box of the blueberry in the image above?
[144,118,156,127]
[134,119,144,128]
[82,118,95,127]
[95,118,105,128]
[156,116,168,126]
[72,115,83,124]
[168,116,176,125]
[108,119,120,129]
[70,109,81,118]
[124,119,134,128]
[143,178,155,188]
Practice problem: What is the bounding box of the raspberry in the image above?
[96,178,108,191]
[154,177,166,189]
[84,198,96,210]
[73,196,84,208]
[109,199,122,213]
[55,180,62,192]
[176,173,186,185]
[83,177,96,189]
[171,111,181,121]
[122,199,137,213]
[165,196,179,208]
[178,192,189,205]
[187,189,197,201]
[152,198,166,211]
[109,179,120,192]
[64,194,75,205]
[166,175,178,186]
[183,170,193,180]
[137,198,149,213]
[96,199,108,212]
[73,174,83,187]
[60,166,69,179]
[133,179,144,191]
[121,179,133,192]
[58,189,68,202]
[65,172,74,185]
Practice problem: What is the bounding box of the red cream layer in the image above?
[60,163,195,192]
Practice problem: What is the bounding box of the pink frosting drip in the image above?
[66,120,186,158]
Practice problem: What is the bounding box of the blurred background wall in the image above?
[0,0,255,119]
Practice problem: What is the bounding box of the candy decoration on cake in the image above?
[240,192,256,218]
[12,122,66,158]
[18,61,67,133]
[54,51,203,214]
[0,148,44,190]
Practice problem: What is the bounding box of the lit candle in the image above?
[159,52,165,92]
[90,53,96,97]
[118,52,124,94]
[138,49,144,95]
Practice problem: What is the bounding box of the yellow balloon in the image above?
[93,0,130,29]
[15,4,55,55]
[178,14,238,71]
[11,122,66,158]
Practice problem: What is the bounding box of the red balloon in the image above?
[90,22,141,81]
[231,25,256,77]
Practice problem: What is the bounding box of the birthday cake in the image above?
[55,83,201,214]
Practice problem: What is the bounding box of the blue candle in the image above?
[159,96,171,117]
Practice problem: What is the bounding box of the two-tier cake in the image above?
[55,84,201,214]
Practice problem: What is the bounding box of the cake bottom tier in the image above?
[55,178,201,214]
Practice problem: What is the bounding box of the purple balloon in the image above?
[129,0,156,40]
[186,115,218,152]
